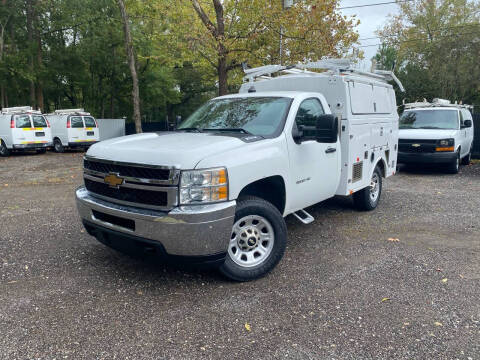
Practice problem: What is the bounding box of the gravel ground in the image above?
[0,151,479,360]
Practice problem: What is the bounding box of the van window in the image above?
[400,110,458,130]
[70,116,84,128]
[15,115,32,128]
[84,116,97,127]
[32,115,47,128]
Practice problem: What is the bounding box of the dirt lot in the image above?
[0,151,479,359]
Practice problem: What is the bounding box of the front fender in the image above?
[194,135,290,200]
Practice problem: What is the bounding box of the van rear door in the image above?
[67,116,85,144]
[12,114,34,145]
[83,116,99,143]
[31,115,52,145]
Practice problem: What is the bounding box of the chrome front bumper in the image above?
[75,187,236,256]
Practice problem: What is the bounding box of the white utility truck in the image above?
[0,106,53,156]
[398,99,474,173]
[75,60,404,281]
[45,109,100,152]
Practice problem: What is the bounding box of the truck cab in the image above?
[398,99,474,173]
[0,107,53,156]
[76,60,402,281]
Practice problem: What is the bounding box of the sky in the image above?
[339,0,402,70]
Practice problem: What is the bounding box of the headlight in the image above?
[437,138,454,146]
[436,138,454,152]
[180,167,228,204]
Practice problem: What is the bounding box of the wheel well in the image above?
[238,176,286,214]
[376,159,386,178]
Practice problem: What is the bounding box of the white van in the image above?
[398,99,474,173]
[75,59,404,281]
[0,106,53,156]
[45,109,100,152]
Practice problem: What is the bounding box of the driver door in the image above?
[287,98,340,211]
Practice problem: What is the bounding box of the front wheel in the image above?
[446,151,460,174]
[461,149,471,166]
[0,140,10,157]
[219,196,287,281]
[353,166,383,211]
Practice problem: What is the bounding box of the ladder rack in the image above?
[242,58,405,92]
[1,106,41,115]
[404,99,472,110]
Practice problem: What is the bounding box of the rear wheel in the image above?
[353,166,383,211]
[53,139,64,153]
[219,196,286,281]
[0,140,10,157]
[446,151,460,174]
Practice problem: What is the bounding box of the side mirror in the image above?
[463,119,472,128]
[316,114,338,143]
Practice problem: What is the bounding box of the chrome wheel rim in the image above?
[456,156,459,170]
[370,172,380,202]
[228,215,274,268]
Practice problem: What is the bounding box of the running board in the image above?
[293,209,314,224]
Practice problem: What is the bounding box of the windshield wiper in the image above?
[418,126,442,129]
[177,127,203,132]
[204,128,255,135]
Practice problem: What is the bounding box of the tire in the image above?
[353,166,382,211]
[219,196,287,282]
[53,139,64,153]
[461,149,471,166]
[36,148,46,154]
[0,140,10,157]
[446,151,460,174]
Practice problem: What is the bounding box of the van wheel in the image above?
[447,151,460,174]
[219,196,287,282]
[53,139,64,153]
[0,140,10,157]
[353,166,382,211]
[461,149,471,165]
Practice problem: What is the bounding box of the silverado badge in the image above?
[104,173,124,188]
[411,143,421,147]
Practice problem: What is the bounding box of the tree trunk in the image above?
[217,53,228,96]
[26,0,36,108]
[117,0,142,133]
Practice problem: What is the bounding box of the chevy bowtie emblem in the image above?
[104,173,124,188]
[411,143,421,147]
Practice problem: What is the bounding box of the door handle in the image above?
[325,147,336,154]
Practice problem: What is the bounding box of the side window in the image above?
[70,116,84,128]
[294,98,324,137]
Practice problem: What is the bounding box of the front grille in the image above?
[398,139,437,153]
[84,159,171,181]
[84,178,168,207]
[352,162,363,183]
[92,210,135,231]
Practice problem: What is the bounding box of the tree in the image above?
[159,0,360,96]
[375,0,480,105]
[117,0,142,133]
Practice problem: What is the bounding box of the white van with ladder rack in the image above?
[0,106,53,156]
[75,59,404,281]
[45,109,100,152]
[398,99,474,173]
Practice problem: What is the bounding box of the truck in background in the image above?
[398,99,474,173]
[0,106,53,157]
[45,109,100,152]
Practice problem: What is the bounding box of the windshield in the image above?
[32,115,47,128]
[178,97,292,137]
[399,109,459,130]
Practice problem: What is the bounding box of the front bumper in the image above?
[68,141,98,148]
[398,151,457,164]
[75,187,236,258]
[13,142,52,149]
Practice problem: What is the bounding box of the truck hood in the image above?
[399,129,457,140]
[86,132,249,169]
